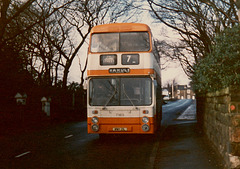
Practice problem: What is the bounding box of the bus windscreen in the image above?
[89,77,152,106]
[90,32,150,52]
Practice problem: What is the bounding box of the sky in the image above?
[142,14,190,87]
[68,7,190,87]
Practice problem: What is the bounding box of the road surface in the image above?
[0,99,193,169]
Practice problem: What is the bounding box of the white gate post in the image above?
[41,97,51,116]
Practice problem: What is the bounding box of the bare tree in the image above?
[153,39,180,70]
[0,0,35,49]
[43,0,135,88]
[0,0,76,88]
[147,0,239,76]
[0,0,38,103]
[78,55,88,87]
[1,0,140,89]
[0,0,72,49]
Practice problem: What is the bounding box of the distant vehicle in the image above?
[85,23,162,135]
[163,95,170,101]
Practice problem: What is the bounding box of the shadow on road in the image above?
[154,122,225,169]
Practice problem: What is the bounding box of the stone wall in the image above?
[203,87,240,168]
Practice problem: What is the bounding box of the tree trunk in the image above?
[62,58,74,89]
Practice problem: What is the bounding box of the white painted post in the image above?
[41,97,51,116]
[14,93,27,105]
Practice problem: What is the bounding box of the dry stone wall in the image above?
[203,87,240,169]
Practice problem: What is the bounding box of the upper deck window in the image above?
[90,32,150,53]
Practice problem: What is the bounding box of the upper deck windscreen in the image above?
[90,32,150,53]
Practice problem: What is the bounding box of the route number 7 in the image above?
[127,55,131,62]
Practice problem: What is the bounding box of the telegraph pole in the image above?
[172,80,174,99]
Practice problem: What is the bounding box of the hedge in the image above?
[191,25,240,93]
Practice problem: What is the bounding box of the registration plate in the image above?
[113,127,128,131]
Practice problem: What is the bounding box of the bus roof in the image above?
[90,23,151,34]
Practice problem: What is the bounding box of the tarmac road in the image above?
[154,100,225,169]
[0,99,222,169]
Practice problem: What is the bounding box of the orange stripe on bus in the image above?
[90,23,151,33]
[87,117,156,134]
[87,69,154,76]
[87,117,154,124]
[88,124,155,134]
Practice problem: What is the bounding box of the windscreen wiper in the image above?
[122,84,138,110]
[103,88,117,109]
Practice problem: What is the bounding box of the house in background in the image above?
[162,85,195,100]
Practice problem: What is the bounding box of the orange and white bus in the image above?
[86,23,162,135]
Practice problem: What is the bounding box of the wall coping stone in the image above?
[206,87,230,97]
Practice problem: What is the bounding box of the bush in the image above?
[191,25,240,93]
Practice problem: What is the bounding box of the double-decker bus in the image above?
[86,23,162,135]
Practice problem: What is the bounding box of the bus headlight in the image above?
[91,117,99,124]
[142,117,149,123]
[142,124,150,132]
[91,124,99,132]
